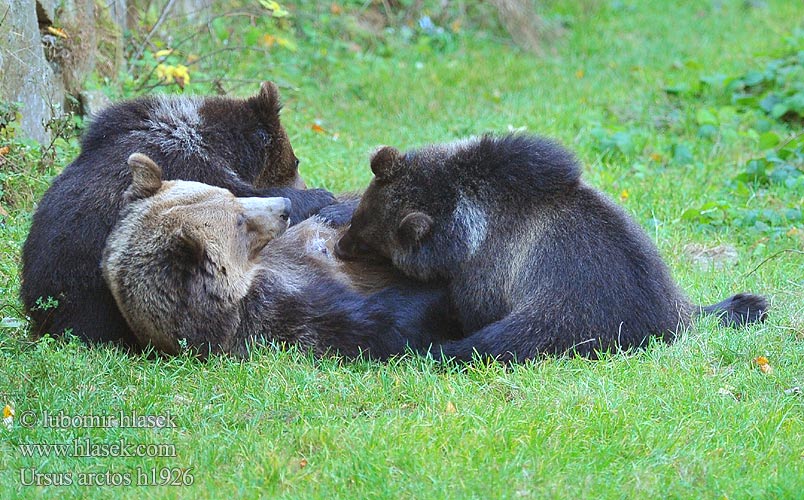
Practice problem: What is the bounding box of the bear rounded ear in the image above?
[126,153,163,201]
[370,146,402,181]
[398,211,433,248]
[172,226,206,267]
[250,81,282,122]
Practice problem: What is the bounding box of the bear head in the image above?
[334,142,471,282]
[205,81,305,190]
[102,153,291,355]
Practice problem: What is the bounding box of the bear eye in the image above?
[236,213,247,227]
[254,129,270,146]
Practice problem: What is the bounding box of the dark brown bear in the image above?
[102,154,458,358]
[335,134,769,362]
[21,82,334,346]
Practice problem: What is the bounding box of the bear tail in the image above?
[698,293,769,327]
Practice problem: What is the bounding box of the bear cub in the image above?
[335,134,769,361]
[21,82,334,346]
[102,154,457,359]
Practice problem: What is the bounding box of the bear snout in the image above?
[291,174,307,190]
[333,233,355,260]
[241,197,291,221]
[334,231,376,262]
[240,197,292,240]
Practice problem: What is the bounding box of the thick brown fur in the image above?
[21,82,335,346]
[103,155,459,359]
[336,133,769,362]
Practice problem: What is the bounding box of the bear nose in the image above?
[280,198,291,222]
[334,232,366,260]
[333,236,350,260]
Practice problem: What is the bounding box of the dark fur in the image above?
[21,82,334,346]
[336,134,769,362]
[102,156,459,359]
[317,193,361,227]
[235,256,455,359]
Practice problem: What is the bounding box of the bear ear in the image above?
[250,81,282,124]
[397,211,433,248]
[171,226,206,268]
[370,146,402,181]
[126,153,163,201]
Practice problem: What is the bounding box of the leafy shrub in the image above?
[703,28,804,124]
[0,102,81,211]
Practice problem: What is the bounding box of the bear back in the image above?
[396,134,582,200]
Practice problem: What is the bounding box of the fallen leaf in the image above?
[575,69,585,79]
[0,146,9,156]
[754,356,773,374]
[330,3,342,15]
[299,458,308,468]
[311,123,326,134]
[619,189,629,201]
[650,152,664,162]
[445,401,457,414]
[2,404,13,429]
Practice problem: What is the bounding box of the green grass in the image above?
[2,0,803,498]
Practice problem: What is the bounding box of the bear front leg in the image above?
[316,196,360,228]
[261,186,335,224]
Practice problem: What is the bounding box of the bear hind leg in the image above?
[428,311,568,363]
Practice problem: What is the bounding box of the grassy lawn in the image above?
[1,1,803,498]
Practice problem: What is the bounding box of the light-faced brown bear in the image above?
[102,154,459,359]
[21,82,335,347]
[335,134,769,362]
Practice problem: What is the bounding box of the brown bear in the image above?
[101,154,459,359]
[21,82,335,347]
[335,133,769,362]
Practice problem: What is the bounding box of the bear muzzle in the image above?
[334,231,384,263]
[240,196,292,238]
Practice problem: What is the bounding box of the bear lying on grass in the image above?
[335,134,769,361]
[21,82,335,346]
[102,154,459,359]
